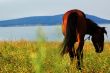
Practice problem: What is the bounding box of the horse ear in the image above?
[102,27,107,35]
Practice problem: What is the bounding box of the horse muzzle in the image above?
[96,47,103,53]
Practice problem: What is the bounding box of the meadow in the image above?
[0,39,110,73]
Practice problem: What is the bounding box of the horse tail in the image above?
[61,13,78,55]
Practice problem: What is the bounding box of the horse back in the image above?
[62,9,86,37]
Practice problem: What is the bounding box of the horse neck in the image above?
[86,22,100,35]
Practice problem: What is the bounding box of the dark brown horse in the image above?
[61,9,107,70]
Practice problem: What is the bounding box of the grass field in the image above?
[0,40,110,73]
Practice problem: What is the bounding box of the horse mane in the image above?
[86,18,101,35]
[86,18,99,28]
[86,18,107,35]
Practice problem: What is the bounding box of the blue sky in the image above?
[0,0,110,20]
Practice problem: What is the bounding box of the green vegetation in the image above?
[0,40,110,73]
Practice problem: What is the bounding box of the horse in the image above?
[61,9,107,70]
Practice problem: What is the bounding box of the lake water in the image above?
[0,24,110,41]
[0,25,63,41]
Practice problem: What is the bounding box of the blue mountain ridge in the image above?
[0,14,110,27]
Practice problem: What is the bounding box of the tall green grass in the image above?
[0,41,110,73]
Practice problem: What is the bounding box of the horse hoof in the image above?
[70,58,74,61]
[77,66,82,70]
[78,67,81,70]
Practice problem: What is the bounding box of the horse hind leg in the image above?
[76,37,84,70]
[68,41,75,61]
[69,48,75,61]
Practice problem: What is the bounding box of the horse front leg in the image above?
[76,40,84,70]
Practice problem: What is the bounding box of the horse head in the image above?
[92,27,107,53]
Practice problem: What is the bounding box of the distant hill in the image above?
[86,14,110,24]
[0,14,110,27]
